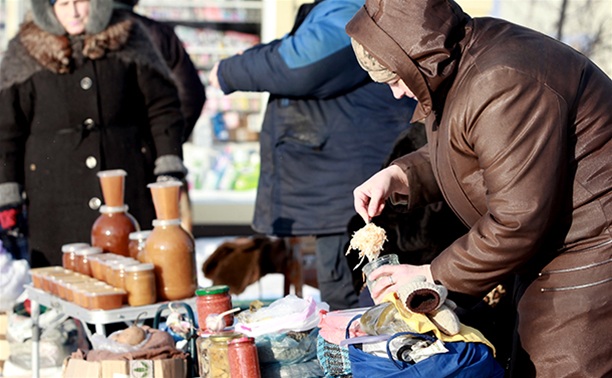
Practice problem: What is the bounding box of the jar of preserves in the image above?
[109,258,140,290]
[208,332,242,378]
[124,263,157,306]
[228,337,261,378]
[91,205,139,256]
[145,181,196,301]
[61,242,89,271]
[196,285,233,331]
[74,246,103,276]
[128,230,151,261]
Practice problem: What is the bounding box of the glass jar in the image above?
[91,205,139,257]
[145,181,196,301]
[228,337,261,378]
[128,230,151,261]
[109,258,140,290]
[74,246,103,276]
[124,263,157,306]
[208,332,242,378]
[196,285,233,331]
[61,242,89,271]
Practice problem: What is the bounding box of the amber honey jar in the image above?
[61,243,89,271]
[74,247,103,276]
[128,230,151,261]
[91,205,139,256]
[145,181,196,301]
[196,285,233,331]
[124,263,157,306]
[108,258,140,290]
[228,336,261,378]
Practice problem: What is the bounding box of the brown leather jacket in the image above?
[347,0,611,376]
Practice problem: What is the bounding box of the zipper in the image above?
[540,277,612,292]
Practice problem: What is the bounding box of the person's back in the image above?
[113,0,206,141]
[210,0,416,309]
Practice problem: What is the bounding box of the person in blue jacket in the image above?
[209,0,416,310]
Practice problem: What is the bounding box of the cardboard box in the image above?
[62,357,187,378]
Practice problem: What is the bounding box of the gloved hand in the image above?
[0,204,21,232]
[397,276,460,336]
[154,155,188,181]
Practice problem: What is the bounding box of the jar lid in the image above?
[74,246,103,256]
[229,336,255,345]
[124,263,155,272]
[209,332,242,342]
[195,285,230,296]
[129,230,152,240]
[97,169,127,178]
[62,243,90,253]
[111,259,140,270]
[99,205,129,214]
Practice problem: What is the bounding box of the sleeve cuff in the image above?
[0,182,23,207]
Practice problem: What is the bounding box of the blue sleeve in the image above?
[218,0,369,99]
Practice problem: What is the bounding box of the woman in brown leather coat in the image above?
[346,0,611,376]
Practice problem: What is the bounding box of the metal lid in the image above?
[195,285,230,296]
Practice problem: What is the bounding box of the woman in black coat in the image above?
[0,0,187,267]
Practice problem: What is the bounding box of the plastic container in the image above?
[362,254,399,293]
[85,287,127,310]
[89,253,123,281]
[228,336,261,378]
[196,285,233,331]
[124,263,157,306]
[74,246,103,277]
[61,243,90,271]
[128,230,151,261]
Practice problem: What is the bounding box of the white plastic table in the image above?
[24,285,196,378]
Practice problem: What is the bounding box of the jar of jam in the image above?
[208,332,242,378]
[74,246,103,276]
[124,263,157,306]
[196,285,233,331]
[109,258,140,290]
[61,242,89,271]
[128,230,151,261]
[91,205,139,257]
[228,337,261,378]
[145,181,196,301]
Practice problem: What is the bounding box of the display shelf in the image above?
[138,0,267,227]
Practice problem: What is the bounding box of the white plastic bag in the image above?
[235,295,329,337]
[0,244,30,312]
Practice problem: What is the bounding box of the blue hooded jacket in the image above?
[217,0,416,235]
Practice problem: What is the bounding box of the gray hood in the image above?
[31,0,113,35]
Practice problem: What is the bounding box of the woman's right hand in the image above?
[353,164,409,223]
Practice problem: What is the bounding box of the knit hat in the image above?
[351,38,397,83]
[32,0,114,36]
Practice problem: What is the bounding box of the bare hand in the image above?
[208,62,221,89]
[368,264,433,304]
[353,165,409,223]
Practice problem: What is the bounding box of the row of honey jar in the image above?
[30,267,126,310]
[61,242,157,307]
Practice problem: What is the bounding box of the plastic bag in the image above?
[90,330,151,354]
[235,295,329,337]
[0,244,30,312]
[359,302,413,335]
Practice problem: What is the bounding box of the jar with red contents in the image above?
[196,285,233,331]
[228,336,261,378]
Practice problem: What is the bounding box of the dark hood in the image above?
[31,0,114,35]
[346,0,470,121]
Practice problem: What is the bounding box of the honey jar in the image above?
[74,247,103,276]
[61,243,89,271]
[124,263,157,306]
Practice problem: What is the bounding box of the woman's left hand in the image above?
[368,264,433,304]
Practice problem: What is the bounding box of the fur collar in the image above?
[0,12,171,90]
[19,14,132,74]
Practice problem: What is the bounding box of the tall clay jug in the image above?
[145,181,196,301]
[91,169,139,256]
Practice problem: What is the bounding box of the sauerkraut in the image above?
[346,223,387,269]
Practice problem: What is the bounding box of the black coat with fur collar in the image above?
[0,12,185,267]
